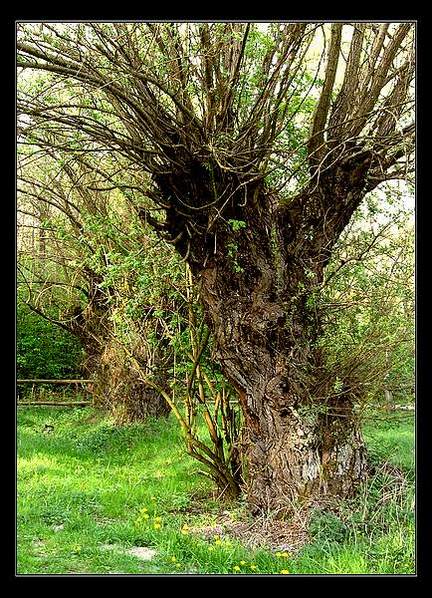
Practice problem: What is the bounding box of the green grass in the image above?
[17,406,415,575]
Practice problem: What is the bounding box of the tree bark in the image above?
[198,262,367,513]
[71,304,171,423]
[241,398,366,515]
[162,172,370,514]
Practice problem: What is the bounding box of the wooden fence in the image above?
[17,379,93,407]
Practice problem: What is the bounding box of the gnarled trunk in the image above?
[72,303,171,422]
[97,338,172,424]
[83,345,171,423]
[241,394,366,514]
[199,261,367,513]
[108,378,171,423]
[157,166,371,513]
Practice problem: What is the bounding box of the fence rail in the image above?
[17,379,92,384]
[17,379,93,407]
[18,401,91,407]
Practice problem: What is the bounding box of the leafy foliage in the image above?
[17,300,83,379]
[318,193,414,406]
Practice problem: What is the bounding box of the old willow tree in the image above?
[17,142,173,422]
[17,22,415,513]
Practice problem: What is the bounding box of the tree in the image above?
[17,141,172,420]
[318,190,415,411]
[17,22,415,514]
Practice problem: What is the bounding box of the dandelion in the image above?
[281,551,290,558]
[280,569,290,574]
[275,551,282,558]
[250,564,257,571]
[181,524,190,535]
[233,566,241,572]
[170,556,177,563]
[154,516,162,523]
[175,563,182,569]
[142,513,150,520]
[214,539,222,546]
[154,522,162,530]
[239,560,247,566]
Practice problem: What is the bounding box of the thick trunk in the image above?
[98,340,172,423]
[76,327,171,423]
[157,169,370,513]
[109,379,171,423]
[194,187,367,513]
[242,396,367,514]
[69,276,172,422]
[199,264,368,512]
[86,351,171,423]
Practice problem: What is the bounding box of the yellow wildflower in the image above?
[250,564,257,571]
[280,569,290,574]
[154,516,162,523]
[214,539,222,545]
[142,513,149,520]
[240,560,247,566]
[282,551,290,558]
[208,546,215,552]
[233,566,241,572]
[175,563,181,569]
[141,507,148,513]
[154,522,162,530]
[275,551,282,558]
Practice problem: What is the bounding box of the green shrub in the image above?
[17,301,84,379]
[308,509,349,543]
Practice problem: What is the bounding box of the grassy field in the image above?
[17,406,415,575]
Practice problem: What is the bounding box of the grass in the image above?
[17,406,415,575]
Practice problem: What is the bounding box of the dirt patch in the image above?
[100,544,157,561]
[126,547,157,561]
[192,515,309,553]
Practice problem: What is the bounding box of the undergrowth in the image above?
[17,406,415,575]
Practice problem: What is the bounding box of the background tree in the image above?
[318,187,414,412]
[17,139,173,420]
[17,22,415,514]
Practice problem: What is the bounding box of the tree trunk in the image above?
[72,313,171,423]
[158,168,370,514]
[241,397,367,514]
[97,329,173,424]
[107,370,172,424]
[199,264,367,513]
